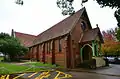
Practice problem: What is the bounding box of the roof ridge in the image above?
[15,31,37,37]
[37,7,85,37]
[70,8,85,34]
[80,27,103,43]
[32,7,85,46]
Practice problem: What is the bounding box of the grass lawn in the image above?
[0,56,4,61]
[25,62,56,67]
[0,62,55,75]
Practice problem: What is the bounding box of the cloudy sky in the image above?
[0,0,117,35]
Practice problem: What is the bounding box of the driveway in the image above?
[68,72,120,79]
[68,64,120,79]
[90,64,120,76]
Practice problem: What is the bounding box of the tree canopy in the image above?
[0,32,28,61]
[102,29,120,56]
[114,9,120,27]
[102,39,120,56]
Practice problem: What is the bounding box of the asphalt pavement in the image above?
[68,64,120,79]
[68,72,120,79]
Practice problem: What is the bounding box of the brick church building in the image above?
[13,7,105,69]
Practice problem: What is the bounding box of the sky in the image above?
[0,0,118,35]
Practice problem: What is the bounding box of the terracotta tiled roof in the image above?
[33,7,85,45]
[80,27,104,43]
[15,32,36,47]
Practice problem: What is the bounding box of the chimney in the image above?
[11,29,15,37]
[96,24,98,27]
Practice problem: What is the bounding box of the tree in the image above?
[0,32,28,61]
[102,39,120,56]
[102,29,120,56]
[15,0,23,5]
[114,9,120,27]
[56,0,120,14]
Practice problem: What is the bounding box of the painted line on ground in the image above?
[0,70,72,79]
[13,73,25,79]
[28,72,38,78]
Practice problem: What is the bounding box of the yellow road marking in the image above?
[35,71,50,79]
[13,73,25,79]
[54,71,72,79]
[59,74,72,79]
[28,72,38,78]
[0,70,72,79]
[0,75,6,79]
[54,71,61,79]
[6,75,10,79]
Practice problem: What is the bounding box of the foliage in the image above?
[103,27,120,42]
[0,32,28,61]
[114,9,120,27]
[101,27,120,56]
[15,0,23,5]
[116,28,120,41]
[56,0,75,15]
[94,0,120,9]
[0,57,4,61]
[102,29,120,56]
[102,38,120,56]
[25,62,56,68]
[102,28,117,41]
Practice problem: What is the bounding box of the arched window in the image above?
[81,21,86,31]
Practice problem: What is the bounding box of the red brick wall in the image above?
[38,45,42,62]
[32,46,36,59]
[37,37,67,67]
[70,18,91,67]
[29,47,33,59]
[45,41,52,64]
[29,35,69,68]
[29,36,67,67]
[54,38,66,67]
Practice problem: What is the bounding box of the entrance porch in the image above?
[79,28,105,68]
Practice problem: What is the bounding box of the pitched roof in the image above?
[79,27,104,43]
[33,7,85,45]
[15,32,36,47]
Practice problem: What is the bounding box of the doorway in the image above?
[82,45,92,61]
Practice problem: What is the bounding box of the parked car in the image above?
[106,57,120,64]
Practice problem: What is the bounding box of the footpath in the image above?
[69,64,120,77]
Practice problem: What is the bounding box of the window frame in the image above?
[81,21,86,31]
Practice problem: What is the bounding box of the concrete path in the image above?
[68,64,120,79]
[68,72,120,79]
[90,64,120,77]
[69,64,120,77]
